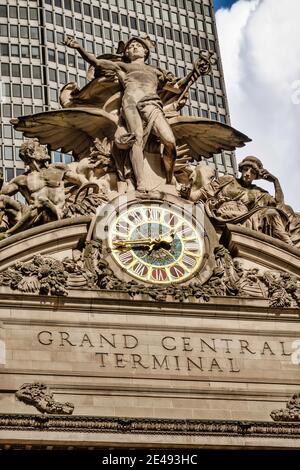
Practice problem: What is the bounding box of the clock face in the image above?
[108,201,204,285]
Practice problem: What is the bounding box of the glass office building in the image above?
[0,0,235,184]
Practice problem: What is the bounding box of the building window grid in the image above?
[40,0,223,111]
[0,0,232,172]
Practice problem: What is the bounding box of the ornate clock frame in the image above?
[93,191,219,287]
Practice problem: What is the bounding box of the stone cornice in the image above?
[0,216,91,252]
[0,290,299,321]
[222,224,300,276]
[0,414,300,438]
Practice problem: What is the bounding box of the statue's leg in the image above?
[0,196,27,237]
[260,208,293,245]
[4,206,37,237]
[290,215,300,247]
[122,105,145,191]
[152,116,177,184]
[36,196,60,221]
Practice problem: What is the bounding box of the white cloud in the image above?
[216,0,300,211]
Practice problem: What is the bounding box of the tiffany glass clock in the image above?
[99,196,207,285]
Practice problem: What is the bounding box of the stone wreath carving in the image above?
[270,393,300,422]
[0,255,69,296]
[0,241,299,307]
[15,382,74,415]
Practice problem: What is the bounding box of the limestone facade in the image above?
[0,217,299,449]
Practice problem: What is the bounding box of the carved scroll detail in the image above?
[15,382,74,415]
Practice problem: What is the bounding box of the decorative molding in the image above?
[15,383,74,415]
[271,393,300,422]
[0,414,300,438]
[0,255,69,296]
[0,241,299,307]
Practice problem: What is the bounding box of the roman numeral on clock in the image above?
[185,241,200,252]
[115,221,129,234]
[146,208,161,221]
[118,251,133,265]
[164,212,178,226]
[170,265,185,278]
[132,263,148,277]
[151,268,168,282]
[128,210,144,225]
[177,225,193,238]
[182,254,197,268]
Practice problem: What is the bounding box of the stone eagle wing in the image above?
[169,116,251,158]
[11,108,118,160]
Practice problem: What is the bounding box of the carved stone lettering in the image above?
[35,329,296,376]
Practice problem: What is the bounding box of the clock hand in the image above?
[113,236,164,253]
[160,247,176,260]
[161,229,175,244]
[148,230,175,251]
[147,233,174,253]
[112,238,153,248]
[113,230,175,252]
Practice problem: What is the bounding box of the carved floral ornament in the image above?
[0,240,299,308]
[271,393,300,422]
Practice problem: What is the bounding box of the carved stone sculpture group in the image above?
[0,35,298,279]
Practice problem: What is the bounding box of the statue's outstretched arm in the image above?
[1,177,23,196]
[64,36,121,74]
[64,168,88,187]
[64,36,99,66]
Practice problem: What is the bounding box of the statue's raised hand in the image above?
[260,169,277,183]
[64,36,80,49]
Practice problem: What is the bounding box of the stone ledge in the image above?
[0,217,91,272]
[1,290,299,320]
[0,413,300,437]
[221,224,300,276]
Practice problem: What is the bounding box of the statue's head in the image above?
[19,139,50,167]
[118,36,155,62]
[238,156,263,182]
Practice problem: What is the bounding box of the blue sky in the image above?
[214,0,238,10]
[215,0,300,210]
